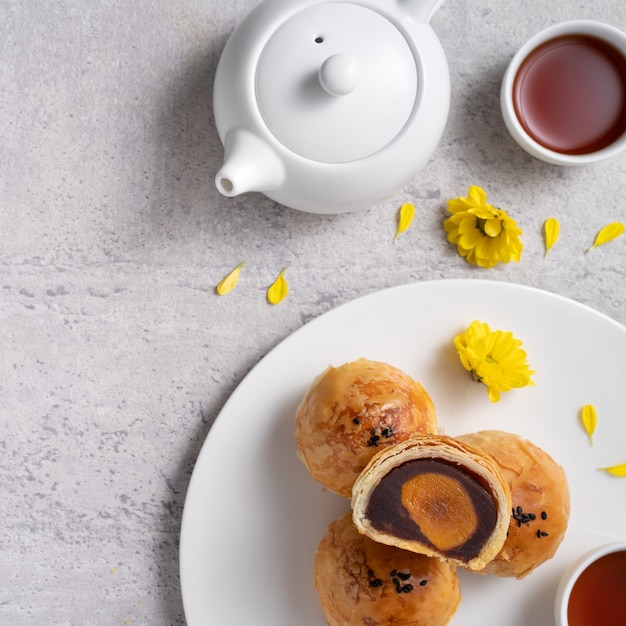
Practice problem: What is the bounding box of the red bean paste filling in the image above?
[364,458,498,562]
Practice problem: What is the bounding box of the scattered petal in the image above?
[453,320,534,402]
[215,262,244,295]
[267,267,289,304]
[599,462,626,477]
[580,404,597,444]
[394,202,415,242]
[543,217,560,257]
[444,185,523,268]
[586,222,624,252]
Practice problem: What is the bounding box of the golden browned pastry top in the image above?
[315,512,461,626]
[456,430,570,578]
[295,358,437,498]
[351,434,512,571]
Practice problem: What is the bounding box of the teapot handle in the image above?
[399,0,447,24]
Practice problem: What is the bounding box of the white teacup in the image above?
[501,20,626,165]
[554,541,626,626]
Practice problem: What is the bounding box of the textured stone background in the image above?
[1,0,625,624]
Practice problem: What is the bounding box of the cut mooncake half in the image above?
[351,434,512,571]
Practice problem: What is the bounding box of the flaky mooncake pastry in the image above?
[457,430,570,579]
[295,358,437,498]
[352,434,512,571]
[315,512,461,626]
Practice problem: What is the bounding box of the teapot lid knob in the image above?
[318,53,360,96]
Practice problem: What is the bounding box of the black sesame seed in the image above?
[369,579,383,588]
[541,511,548,520]
[536,530,541,538]
[370,429,377,435]
[353,418,360,425]
[392,577,400,586]
[367,435,380,447]
[517,506,523,514]
[541,531,549,537]
[397,572,411,581]
[420,580,428,586]
[390,569,397,576]
[367,569,375,577]
[402,584,414,593]
[529,513,536,521]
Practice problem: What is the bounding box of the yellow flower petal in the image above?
[267,268,289,304]
[394,202,415,242]
[482,217,503,237]
[543,217,560,257]
[586,221,625,252]
[467,185,488,206]
[447,198,473,214]
[599,462,626,477]
[580,404,597,444]
[215,262,244,296]
[458,227,483,249]
[473,205,499,220]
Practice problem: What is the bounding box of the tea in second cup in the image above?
[501,21,626,165]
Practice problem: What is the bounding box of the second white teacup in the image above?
[554,541,626,626]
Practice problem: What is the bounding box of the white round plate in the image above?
[180,279,626,625]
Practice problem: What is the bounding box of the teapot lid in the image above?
[255,3,418,164]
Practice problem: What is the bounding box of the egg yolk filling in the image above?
[364,458,497,562]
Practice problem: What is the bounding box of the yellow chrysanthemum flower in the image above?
[444,185,523,268]
[454,320,535,402]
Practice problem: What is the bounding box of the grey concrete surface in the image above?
[1,1,625,624]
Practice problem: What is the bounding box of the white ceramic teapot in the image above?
[213,0,450,214]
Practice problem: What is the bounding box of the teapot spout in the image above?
[215,129,285,197]
[398,0,446,23]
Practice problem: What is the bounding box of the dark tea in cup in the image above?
[513,34,626,155]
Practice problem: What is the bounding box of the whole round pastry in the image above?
[295,358,437,498]
[456,430,570,579]
[351,434,512,571]
[315,512,461,626]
